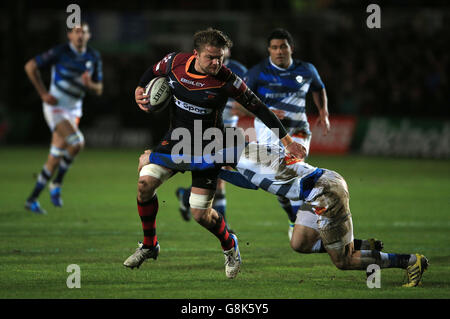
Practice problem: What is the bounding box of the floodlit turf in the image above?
[0,146,449,299]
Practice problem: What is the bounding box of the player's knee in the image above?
[189,193,214,224]
[68,142,83,156]
[191,207,208,223]
[137,176,159,202]
[290,239,313,254]
[65,131,84,154]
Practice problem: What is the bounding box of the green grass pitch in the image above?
[0,146,449,299]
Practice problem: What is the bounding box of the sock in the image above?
[277,196,296,223]
[27,165,52,202]
[52,154,74,185]
[207,214,234,251]
[354,239,363,250]
[212,190,227,221]
[137,196,159,249]
[311,239,324,253]
[360,250,412,269]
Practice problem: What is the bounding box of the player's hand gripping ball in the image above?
[144,76,171,112]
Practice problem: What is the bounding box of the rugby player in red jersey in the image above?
[124,28,305,279]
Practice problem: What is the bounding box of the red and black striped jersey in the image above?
[140,52,248,131]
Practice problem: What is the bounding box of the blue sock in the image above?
[28,166,52,202]
[386,253,411,269]
[53,154,73,185]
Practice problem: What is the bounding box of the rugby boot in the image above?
[25,200,47,215]
[403,254,429,287]
[224,233,241,279]
[123,242,160,269]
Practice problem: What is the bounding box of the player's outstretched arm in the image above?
[234,85,306,159]
[312,88,330,135]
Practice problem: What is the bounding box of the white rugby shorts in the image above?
[43,103,81,131]
[302,169,354,250]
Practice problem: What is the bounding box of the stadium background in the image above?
[0,0,448,158]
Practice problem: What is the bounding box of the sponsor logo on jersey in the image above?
[161,140,169,146]
[181,77,205,87]
[233,77,242,89]
[204,90,218,100]
[265,91,303,99]
[204,90,218,96]
[174,97,212,115]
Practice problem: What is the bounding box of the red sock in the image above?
[208,214,234,251]
[137,196,158,248]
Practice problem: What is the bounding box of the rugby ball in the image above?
[144,76,171,112]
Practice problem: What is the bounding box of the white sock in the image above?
[311,239,322,253]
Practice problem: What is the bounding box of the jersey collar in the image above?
[69,42,86,55]
[269,57,293,71]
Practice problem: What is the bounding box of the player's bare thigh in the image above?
[290,224,320,253]
[291,205,320,253]
[52,119,84,155]
[45,120,76,170]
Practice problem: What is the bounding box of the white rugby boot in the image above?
[123,242,160,269]
[223,233,241,279]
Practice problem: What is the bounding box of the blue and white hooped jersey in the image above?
[35,42,102,113]
[234,142,323,201]
[223,58,247,127]
[245,57,324,135]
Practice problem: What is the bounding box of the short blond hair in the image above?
[193,28,233,52]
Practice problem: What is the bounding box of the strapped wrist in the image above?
[280,135,293,147]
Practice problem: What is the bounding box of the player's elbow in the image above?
[24,59,37,74]
[94,83,103,96]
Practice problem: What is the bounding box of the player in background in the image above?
[123,28,306,279]
[24,22,103,214]
[175,47,248,232]
[244,28,330,241]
